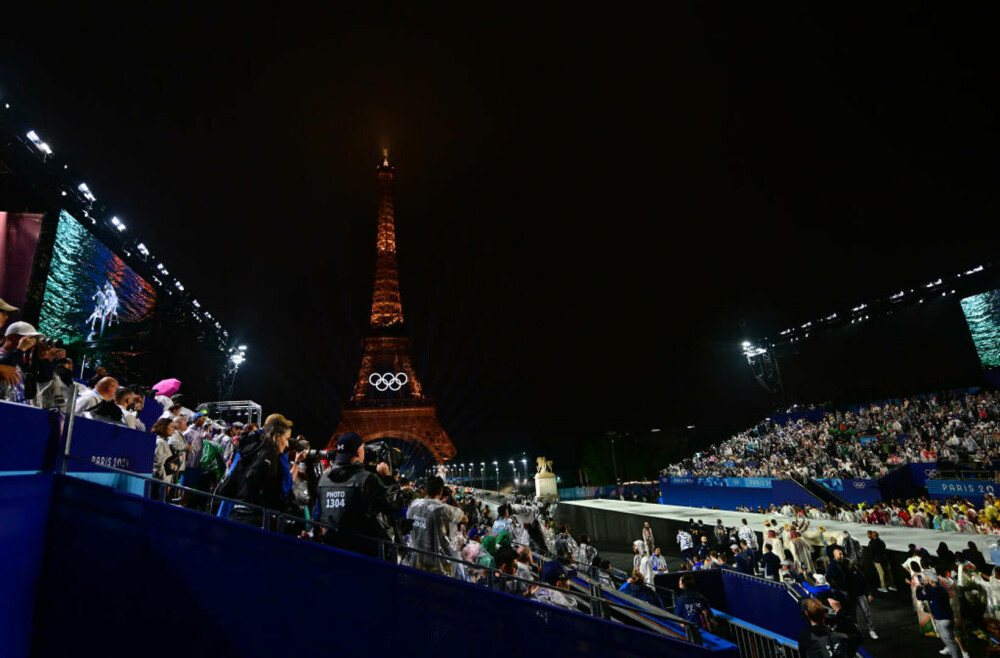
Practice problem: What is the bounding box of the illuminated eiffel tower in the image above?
[330,149,456,464]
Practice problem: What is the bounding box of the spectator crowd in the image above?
[664,390,1000,481]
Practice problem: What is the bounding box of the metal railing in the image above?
[713,611,800,658]
[58,453,707,646]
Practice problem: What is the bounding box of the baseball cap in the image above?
[540,560,576,585]
[264,413,293,426]
[0,298,18,313]
[4,321,41,338]
[334,432,364,464]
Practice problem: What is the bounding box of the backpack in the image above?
[215,454,246,499]
[805,630,850,658]
[200,441,222,478]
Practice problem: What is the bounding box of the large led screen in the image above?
[38,210,157,347]
[961,289,1000,370]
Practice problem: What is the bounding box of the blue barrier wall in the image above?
[0,400,60,471]
[877,462,939,500]
[719,570,806,639]
[659,477,824,509]
[0,474,53,657]
[66,415,154,474]
[926,479,997,503]
[11,475,731,658]
[0,403,153,492]
[816,478,881,504]
[655,569,806,641]
[655,569,728,613]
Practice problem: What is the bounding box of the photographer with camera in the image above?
[403,475,467,576]
[316,432,401,558]
[21,335,69,409]
[0,321,43,403]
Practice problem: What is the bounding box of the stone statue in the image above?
[536,456,553,474]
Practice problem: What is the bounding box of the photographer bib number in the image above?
[324,490,347,509]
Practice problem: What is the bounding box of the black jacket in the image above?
[317,463,399,551]
[867,538,886,563]
[232,432,286,510]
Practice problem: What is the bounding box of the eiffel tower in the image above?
[330,149,456,464]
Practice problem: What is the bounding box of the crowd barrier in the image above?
[816,478,881,504]
[655,569,807,647]
[558,484,658,501]
[1,399,153,495]
[875,461,939,501]
[926,479,997,503]
[658,477,824,510]
[0,473,734,658]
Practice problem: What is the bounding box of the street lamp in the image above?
[520,458,528,493]
[493,461,499,490]
[480,462,486,491]
[508,460,516,491]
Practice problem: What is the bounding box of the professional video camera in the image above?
[363,440,403,472]
[302,440,402,472]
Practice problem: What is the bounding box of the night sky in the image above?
[3,7,1000,474]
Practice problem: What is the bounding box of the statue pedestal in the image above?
[535,472,558,498]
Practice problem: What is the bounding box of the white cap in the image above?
[5,321,41,338]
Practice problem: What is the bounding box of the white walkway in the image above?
[561,498,999,561]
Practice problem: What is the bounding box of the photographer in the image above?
[316,432,400,558]
[225,417,293,527]
[403,475,466,576]
[21,337,69,408]
[0,321,43,403]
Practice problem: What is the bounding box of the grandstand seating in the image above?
[0,398,742,657]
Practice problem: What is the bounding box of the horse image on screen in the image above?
[38,210,157,348]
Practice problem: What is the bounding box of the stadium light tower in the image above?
[218,344,248,400]
[742,340,784,400]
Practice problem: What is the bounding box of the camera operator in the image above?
[282,437,319,536]
[316,432,401,558]
[290,436,324,511]
[21,337,68,408]
[0,321,45,403]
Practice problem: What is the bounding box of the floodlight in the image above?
[137,243,150,256]
[77,183,96,203]
[110,216,125,231]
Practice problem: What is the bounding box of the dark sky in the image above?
[3,6,1000,472]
